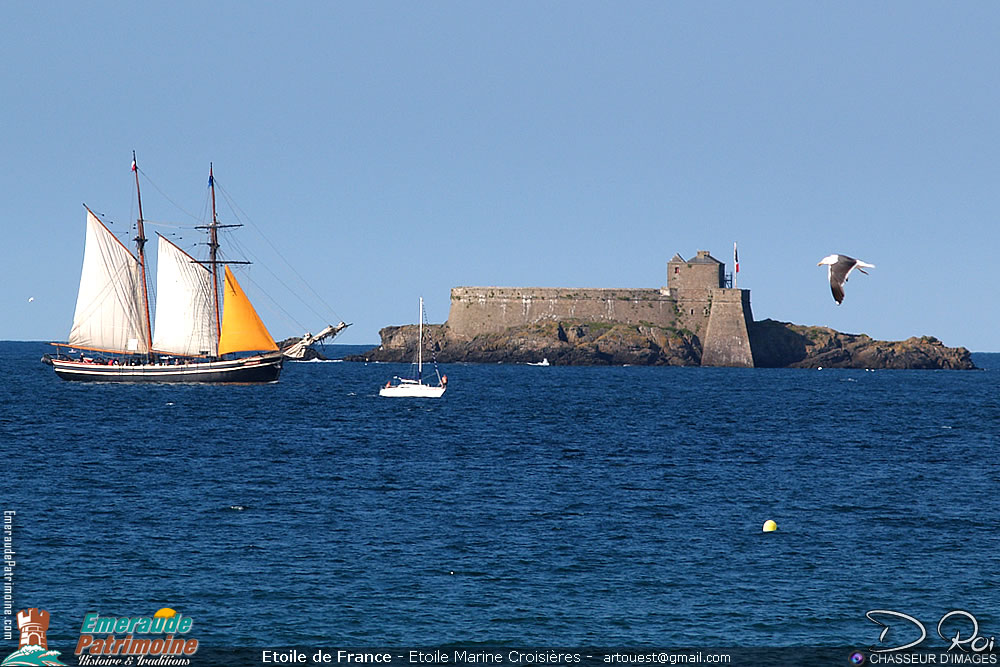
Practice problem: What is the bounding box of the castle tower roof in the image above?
[687,250,722,264]
[669,253,685,262]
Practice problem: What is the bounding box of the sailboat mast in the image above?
[132,151,154,355]
[208,163,222,345]
[196,164,248,356]
[418,297,423,381]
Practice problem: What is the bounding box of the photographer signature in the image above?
[867,609,996,653]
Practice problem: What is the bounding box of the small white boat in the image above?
[527,358,550,366]
[380,377,446,398]
[379,297,447,398]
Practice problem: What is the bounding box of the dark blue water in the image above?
[3,341,999,650]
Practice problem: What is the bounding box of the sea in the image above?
[2,340,999,663]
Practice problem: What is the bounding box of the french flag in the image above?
[734,242,739,273]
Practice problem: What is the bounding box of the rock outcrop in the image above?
[277,336,327,361]
[748,319,975,369]
[348,321,700,366]
[346,318,975,369]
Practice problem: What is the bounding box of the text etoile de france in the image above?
[262,650,587,664]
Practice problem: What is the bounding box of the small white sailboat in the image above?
[379,297,447,398]
[527,358,550,366]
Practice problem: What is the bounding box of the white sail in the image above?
[152,235,218,356]
[68,210,150,353]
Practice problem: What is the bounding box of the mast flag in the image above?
[733,242,739,288]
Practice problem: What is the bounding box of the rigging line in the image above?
[235,269,309,334]
[226,236,327,325]
[215,213,333,326]
[214,183,338,324]
[212,179,345,322]
[134,167,204,223]
[135,220,196,230]
[224,250,312,335]
[420,299,443,375]
[195,186,211,228]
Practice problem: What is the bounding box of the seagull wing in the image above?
[831,254,858,283]
[826,255,861,304]
[828,264,846,304]
[853,259,875,275]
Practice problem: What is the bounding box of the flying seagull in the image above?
[818,254,874,305]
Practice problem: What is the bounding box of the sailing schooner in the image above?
[42,155,283,382]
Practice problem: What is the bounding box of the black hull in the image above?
[48,355,282,383]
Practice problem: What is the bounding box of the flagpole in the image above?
[733,241,738,289]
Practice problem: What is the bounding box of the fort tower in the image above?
[17,608,50,649]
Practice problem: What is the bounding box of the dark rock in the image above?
[344,318,975,370]
[748,319,975,369]
[344,320,702,366]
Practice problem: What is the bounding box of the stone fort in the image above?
[447,250,756,367]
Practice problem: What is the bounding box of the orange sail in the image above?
[218,265,278,355]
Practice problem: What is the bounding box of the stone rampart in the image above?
[448,286,756,366]
[448,287,682,338]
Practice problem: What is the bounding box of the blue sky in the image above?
[3,2,999,350]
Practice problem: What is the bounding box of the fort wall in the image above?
[444,250,757,367]
[446,289,756,367]
[447,287,685,337]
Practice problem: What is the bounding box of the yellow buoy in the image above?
[762,520,777,532]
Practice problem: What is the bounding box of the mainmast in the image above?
[208,164,222,341]
[196,164,246,356]
[132,151,154,356]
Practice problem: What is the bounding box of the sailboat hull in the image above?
[47,353,282,383]
[379,383,446,398]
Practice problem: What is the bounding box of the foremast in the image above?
[132,151,154,358]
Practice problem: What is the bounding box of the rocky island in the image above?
[347,319,973,369]
[347,251,975,370]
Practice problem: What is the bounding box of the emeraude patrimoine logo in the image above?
[2,608,65,667]
[75,608,199,661]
